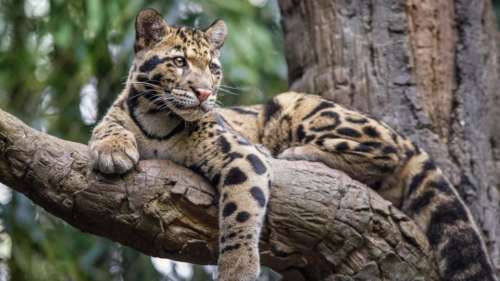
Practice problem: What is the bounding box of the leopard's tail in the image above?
[400,148,497,281]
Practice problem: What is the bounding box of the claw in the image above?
[89,138,139,175]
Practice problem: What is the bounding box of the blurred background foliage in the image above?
[0,0,286,280]
[2,0,500,280]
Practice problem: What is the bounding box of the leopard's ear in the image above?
[135,8,170,53]
[205,19,228,49]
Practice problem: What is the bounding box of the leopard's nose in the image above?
[192,88,212,102]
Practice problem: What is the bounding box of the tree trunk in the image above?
[0,107,440,280]
[279,0,500,275]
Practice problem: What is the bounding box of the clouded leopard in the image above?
[90,8,497,281]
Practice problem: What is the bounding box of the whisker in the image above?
[216,88,240,96]
[126,89,169,101]
[125,81,164,90]
[217,84,245,91]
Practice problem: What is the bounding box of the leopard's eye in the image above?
[173,56,187,68]
[209,62,220,72]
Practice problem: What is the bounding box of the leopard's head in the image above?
[129,8,227,121]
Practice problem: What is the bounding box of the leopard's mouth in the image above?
[158,88,215,118]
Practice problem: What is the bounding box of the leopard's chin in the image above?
[169,106,207,122]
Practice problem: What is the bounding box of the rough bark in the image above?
[0,107,440,280]
[279,0,500,274]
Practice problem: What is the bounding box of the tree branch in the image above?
[0,108,439,280]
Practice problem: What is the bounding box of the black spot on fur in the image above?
[246,154,267,175]
[390,132,399,143]
[405,150,415,159]
[218,136,231,153]
[408,160,437,194]
[362,126,381,138]
[250,187,266,207]
[354,144,372,153]
[373,155,392,161]
[229,107,258,115]
[311,124,340,132]
[223,202,237,217]
[319,111,341,129]
[408,172,428,194]
[224,167,248,186]
[236,211,250,223]
[371,181,383,190]
[221,243,241,253]
[293,97,304,110]
[382,146,398,154]
[363,141,383,148]
[336,127,362,138]
[407,190,435,214]
[426,199,468,247]
[335,141,350,151]
[303,101,334,120]
[440,229,494,280]
[423,160,437,171]
[139,56,168,72]
[264,99,282,124]
[346,116,368,124]
[151,73,163,83]
[211,173,221,187]
[224,152,244,162]
[429,179,453,194]
[311,111,341,131]
[188,164,204,175]
[304,135,315,143]
[297,125,306,142]
[136,75,148,83]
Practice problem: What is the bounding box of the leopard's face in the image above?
[131,9,227,121]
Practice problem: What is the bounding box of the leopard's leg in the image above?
[277,139,399,188]
[89,105,139,174]
[188,121,271,281]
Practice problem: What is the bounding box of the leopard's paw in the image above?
[277,145,319,162]
[217,248,260,281]
[89,133,139,174]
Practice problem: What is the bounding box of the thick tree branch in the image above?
[0,108,438,280]
[278,0,500,272]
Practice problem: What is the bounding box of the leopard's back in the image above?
[221,91,497,281]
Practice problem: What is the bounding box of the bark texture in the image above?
[0,109,440,280]
[279,0,500,274]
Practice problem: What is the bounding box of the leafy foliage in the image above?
[0,0,286,280]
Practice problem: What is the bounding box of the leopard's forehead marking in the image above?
[159,26,212,67]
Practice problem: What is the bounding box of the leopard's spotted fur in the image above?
[90,9,270,281]
[219,92,497,281]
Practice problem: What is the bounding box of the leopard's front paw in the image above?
[217,248,260,281]
[89,134,139,174]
